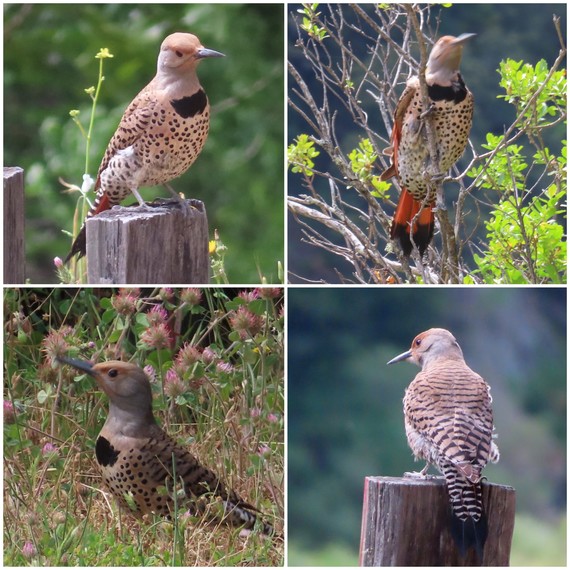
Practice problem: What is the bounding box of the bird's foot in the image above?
[163,183,194,213]
[164,183,186,202]
[404,463,433,479]
[404,470,436,479]
[130,187,150,209]
[421,169,444,184]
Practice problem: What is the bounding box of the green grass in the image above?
[288,541,357,566]
[288,513,567,567]
[510,513,566,566]
[4,287,284,566]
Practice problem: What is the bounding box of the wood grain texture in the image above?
[85,198,209,284]
[3,167,25,284]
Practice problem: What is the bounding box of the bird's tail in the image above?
[390,188,434,256]
[223,499,275,536]
[64,226,87,263]
[443,463,487,560]
[65,190,111,262]
[449,507,488,561]
[177,468,274,536]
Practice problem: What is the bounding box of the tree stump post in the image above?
[4,167,25,284]
[85,198,209,284]
[359,476,515,567]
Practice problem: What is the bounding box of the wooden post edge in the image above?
[3,167,25,284]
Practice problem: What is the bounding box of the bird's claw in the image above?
[404,470,435,479]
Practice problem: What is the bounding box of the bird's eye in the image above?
[415,338,422,346]
[108,369,118,378]
[175,50,183,57]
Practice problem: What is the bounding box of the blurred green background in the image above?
[288,288,566,565]
[4,4,284,283]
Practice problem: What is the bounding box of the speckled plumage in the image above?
[388,328,499,558]
[65,33,224,262]
[382,34,475,256]
[59,357,272,535]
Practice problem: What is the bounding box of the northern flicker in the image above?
[58,357,273,535]
[381,34,475,256]
[65,33,224,262]
[387,328,499,558]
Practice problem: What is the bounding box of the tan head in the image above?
[158,32,225,74]
[426,33,475,85]
[387,328,464,369]
[59,358,154,426]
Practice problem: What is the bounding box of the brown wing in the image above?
[449,379,494,481]
[94,86,158,191]
[144,430,271,532]
[381,81,417,181]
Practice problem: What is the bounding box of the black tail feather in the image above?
[450,511,488,561]
[64,226,86,263]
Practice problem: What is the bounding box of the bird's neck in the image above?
[420,352,465,370]
[154,69,201,97]
[104,401,156,437]
[426,67,462,88]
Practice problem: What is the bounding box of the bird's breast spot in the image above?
[170,89,208,119]
[96,435,120,467]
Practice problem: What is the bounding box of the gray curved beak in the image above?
[387,350,412,365]
[57,356,95,376]
[453,33,476,45]
[197,47,225,59]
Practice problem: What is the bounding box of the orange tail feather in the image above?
[390,189,434,256]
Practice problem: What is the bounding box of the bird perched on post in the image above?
[58,357,273,535]
[65,32,224,262]
[381,34,475,256]
[387,328,499,559]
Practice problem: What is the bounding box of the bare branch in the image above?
[287,4,565,284]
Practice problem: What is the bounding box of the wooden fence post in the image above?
[359,476,515,567]
[85,198,209,284]
[4,167,25,284]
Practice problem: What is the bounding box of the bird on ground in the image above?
[58,357,273,535]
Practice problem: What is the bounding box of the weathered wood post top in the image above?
[359,476,515,567]
[85,198,209,284]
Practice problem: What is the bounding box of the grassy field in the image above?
[4,287,284,566]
